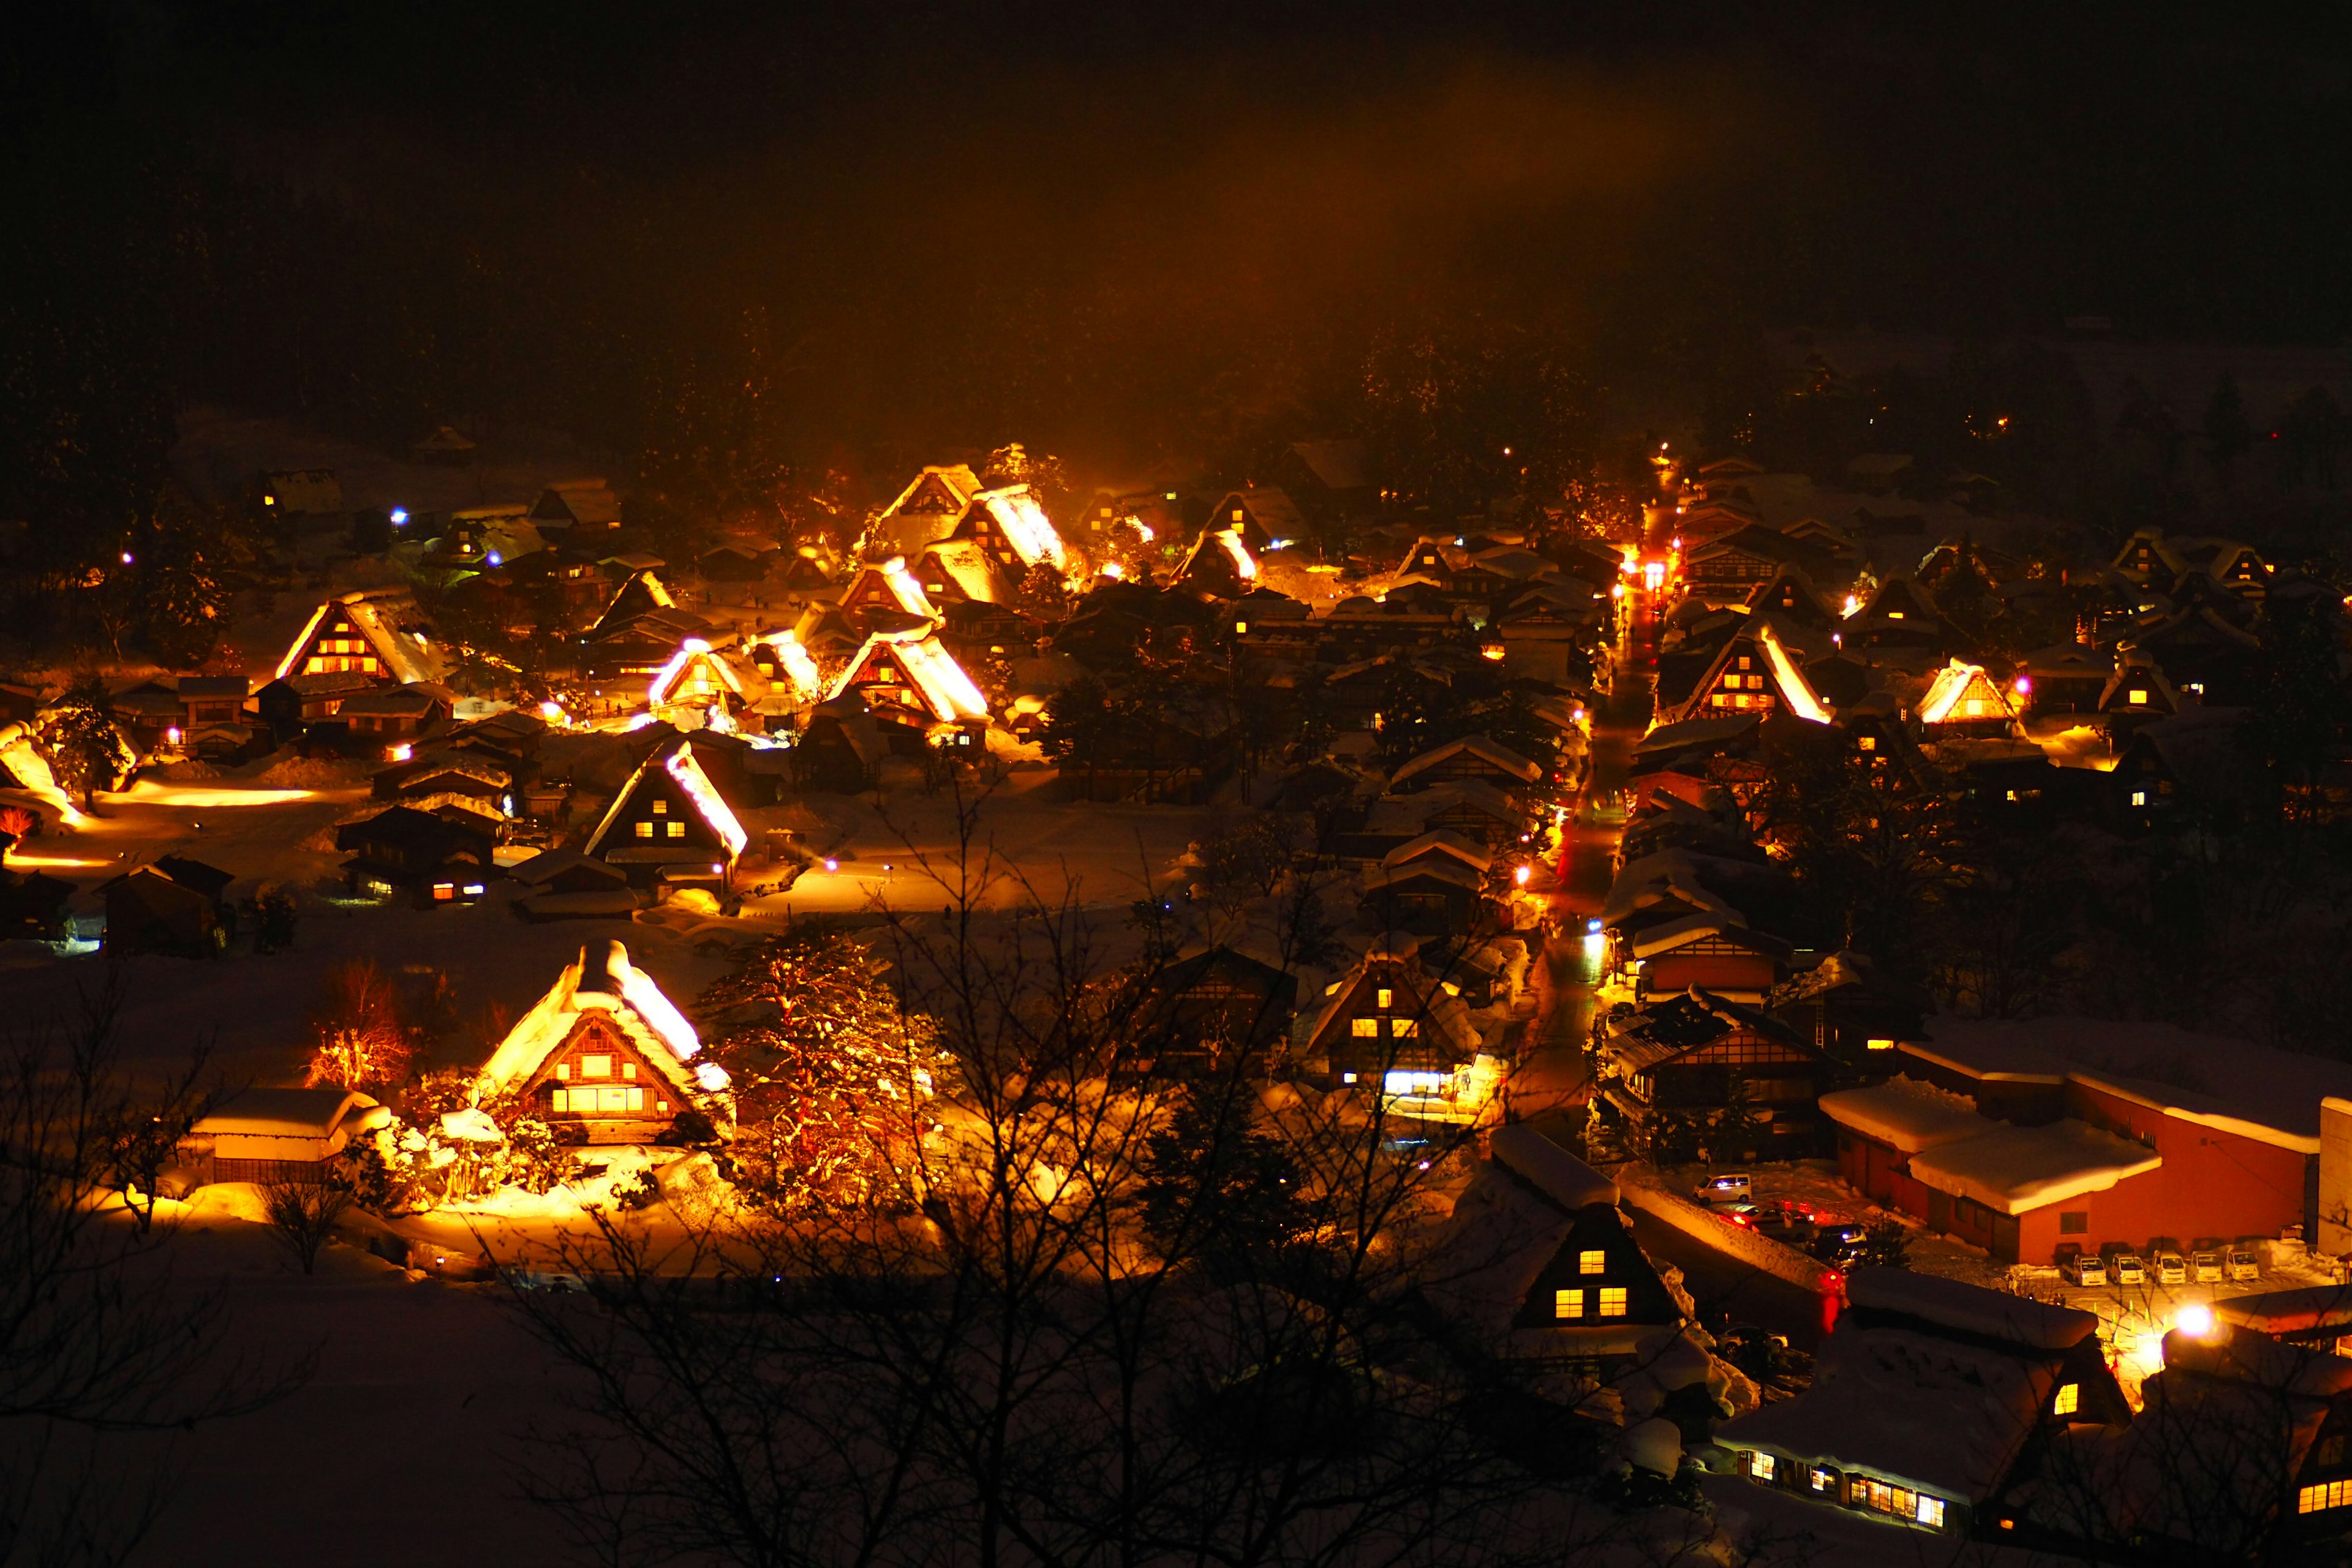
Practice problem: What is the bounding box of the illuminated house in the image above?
[1205,488,1298,554]
[2095,654,2182,729]
[832,556,940,633]
[1424,1125,1687,1375]
[1721,1270,2128,1541]
[184,1088,391,1186]
[582,739,748,897]
[1176,523,1259,597]
[1297,932,1487,1109]
[478,940,728,1144]
[276,590,448,691]
[826,627,989,747]
[336,805,497,907]
[1915,660,2018,733]
[953,484,1068,577]
[867,464,987,557]
[1675,617,1834,724]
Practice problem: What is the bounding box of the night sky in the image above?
[7,3,2349,472]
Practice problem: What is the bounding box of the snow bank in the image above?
[1846,1267,2098,1350]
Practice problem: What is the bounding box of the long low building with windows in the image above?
[1821,1019,2352,1264]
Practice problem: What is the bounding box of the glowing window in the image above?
[1885,609,1905,620]
[1554,1289,1584,1319]
[2131,790,2147,807]
[636,821,655,838]
[1866,1038,1896,1050]
[1811,1468,1834,1493]
[1578,1250,1606,1275]
[652,799,668,814]
[666,821,686,839]
[1376,989,1393,1009]
[622,1062,638,1079]
[1598,1287,1628,1317]
[432,883,454,900]
[555,1063,570,1080]
[1749,1452,1774,1481]
[552,1089,570,1111]
[2054,1383,2079,1416]
[1858,735,1876,751]
[1917,1496,1945,1528]
[581,1055,612,1078]
[2128,689,2147,705]
[1352,1019,1380,1038]
[1235,621,1248,635]
[2299,1480,2352,1514]
[1393,1019,1418,1037]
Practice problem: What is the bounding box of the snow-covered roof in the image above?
[1380,829,1491,874]
[1389,735,1542,788]
[1917,659,2017,725]
[1721,1277,2076,1502]
[1914,1016,2352,1153]
[920,539,1003,603]
[1847,1267,2100,1351]
[879,464,984,518]
[1819,1076,1991,1155]
[976,484,1067,570]
[1906,1118,2162,1216]
[1487,1124,1618,1211]
[478,941,708,1109]
[195,1087,382,1140]
[1628,912,1789,962]
[827,628,989,724]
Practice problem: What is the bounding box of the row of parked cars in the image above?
[2059,1246,2261,1288]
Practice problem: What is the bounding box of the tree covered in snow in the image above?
[301,959,414,1093]
[37,677,135,807]
[693,922,955,1212]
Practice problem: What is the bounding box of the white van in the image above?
[1694,1172,1753,1206]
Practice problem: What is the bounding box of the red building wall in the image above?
[2011,1082,2310,1264]
[1645,951,1779,997]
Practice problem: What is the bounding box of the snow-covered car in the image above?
[2112,1253,2149,1286]
[2227,1250,2262,1283]
[2192,1251,2224,1284]
[1694,1172,1752,1206]
[2063,1253,2108,1287]
[2155,1253,2188,1286]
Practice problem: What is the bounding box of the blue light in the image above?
[1585,917,1603,934]
[487,551,502,565]
[390,508,409,525]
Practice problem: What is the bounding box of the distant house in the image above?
[476,941,725,1144]
[1204,488,1302,554]
[274,590,448,691]
[580,738,747,899]
[507,846,636,921]
[867,464,987,557]
[1055,698,1239,805]
[2016,643,2109,718]
[1766,949,1924,1065]
[411,424,477,464]
[826,628,990,750]
[1915,660,2019,733]
[184,1088,390,1186]
[100,856,235,956]
[832,557,940,633]
[1175,523,1261,597]
[1720,1269,2128,1540]
[1744,565,1841,629]
[949,484,1068,577]
[336,684,453,751]
[1388,736,1545,798]
[1133,946,1300,1077]
[1273,440,1374,521]
[529,479,624,536]
[791,699,892,793]
[1295,932,1488,1115]
[697,539,780,581]
[1422,1126,1687,1377]
[255,469,343,519]
[1359,854,1491,937]
[1596,988,1830,1159]
[1629,914,1791,1001]
[257,670,381,733]
[1673,617,1834,725]
[336,806,497,907]
[0,864,74,940]
[1364,778,1527,850]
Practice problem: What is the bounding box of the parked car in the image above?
[2154,1253,2188,1286]
[2192,1251,2224,1284]
[2063,1253,2108,1287]
[1694,1172,1752,1206]
[1715,1202,1762,1228]
[2112,1253,2149,1286]
[2227,1250,2262,1283]
[1811,1223,1869,1264]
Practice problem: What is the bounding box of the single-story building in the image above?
[181,1087,392,1186]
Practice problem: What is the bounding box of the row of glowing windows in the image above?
[1554,1286,1629,1318]
[557,1055,631,1080]
[1351,1017,1419,1038]
[2300,1480,2352,1515]
[1747,1453,1947,1528]
[1709,693,1773,709]
[551,1085,666,1114]
[306,655,380,674]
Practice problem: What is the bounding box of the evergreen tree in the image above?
[1137,1080,1298,1273]
[38,677,133,807]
